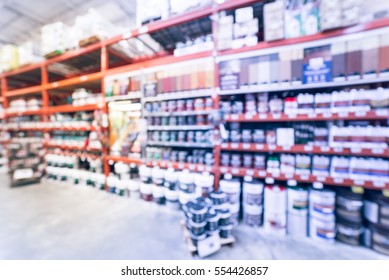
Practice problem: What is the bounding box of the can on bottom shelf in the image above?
[140,183,153,202]
[287,212,308,238]
[243,178,264,206]
[243,203,263,227]
[309,215,336,243]
[336,217,364,246]
[364,222,389,256]
[164,188,179,210]
[264,212,287,236]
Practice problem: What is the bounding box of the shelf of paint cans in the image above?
[218,76,389,96]
[219,166,389,190]
[147,141,214,148]
[220,143,389,158]
[143,90,213,102]
[146,160,214,173]
[224,110,389,123]
[144,109,216,117]
[147,125,214,131]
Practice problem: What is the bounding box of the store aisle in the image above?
[0,176,387,260]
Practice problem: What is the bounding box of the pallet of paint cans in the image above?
[182,195,236,258]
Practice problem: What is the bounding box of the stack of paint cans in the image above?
[139,165,153,202]
[152,167,165,205]
[195,172,215,198]
[163,168,179,209]
[335,188,364,246]
[264,185,287,235]
[363,191,389,255]
[178,170,197,207]
[309,188,336,242]
[287,183,309,237]
[242,176,264,227]
[220,174,241,225]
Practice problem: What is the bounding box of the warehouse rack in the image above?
[0,0,388,191]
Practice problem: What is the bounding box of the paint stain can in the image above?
[243,203,263,227]
[140,182,153,202]
[220,174,241,204]
[243,177,264,206]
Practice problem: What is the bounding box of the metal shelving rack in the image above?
[0,0,387,190]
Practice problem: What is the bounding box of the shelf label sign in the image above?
[303,45,332,84]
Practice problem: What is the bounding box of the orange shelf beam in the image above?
[106,155,142,165]
[5,85,42,97]
[46,104,100,114]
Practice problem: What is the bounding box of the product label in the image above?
[303,45,332,84]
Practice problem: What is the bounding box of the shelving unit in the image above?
[0,0,387,192]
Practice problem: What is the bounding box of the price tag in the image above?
[206,166,212,172]
[287,114,297,119]
[259,114,267,119]
[221,143,228,149]
[338,111,349,118]
[308,113,317,118]
[246,169,254,176]
[300,174,309,181]
[272,113,281,119]
[80,75,88,81]
[334,147,344,153]
[323,112,332,118]
[287,179,297,186]
[285,173,293,179]
[265,177,275,184]
[242,143,251,149]
[304,146,313,152]
[161,162,166,167]
[313,182,324,189]
[231,115,239,120]
[351,147,362,153]
[353,180,365,186]
[188,164,195,170]
[178,163,184,169]
[376,109,389,116]
[256,144,264,150]
[316,176,326,182]
[334,177,344,183]
[268,145,276,150]
[220,167,227,173]
[283,146,291,151]
[231,168,239,175]
[231,143,239,149]
[258,170,266,177]
[372,148,384,155]
[198,165,205,172]
[352,186,364,194]
[320,146,330,152]
[355,111,367,117]
[373,181,385,188]
[138,25,149,34]
[245,113,253,120]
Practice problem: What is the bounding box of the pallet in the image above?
[79,36,101,48]
[181,220,235,257]
[10,177,40,187]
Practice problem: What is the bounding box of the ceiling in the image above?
[0,0,137,45]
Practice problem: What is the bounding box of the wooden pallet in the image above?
[181,220,235,257]
[79,35,101,47]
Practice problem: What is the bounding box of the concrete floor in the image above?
[0,175,388,260]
